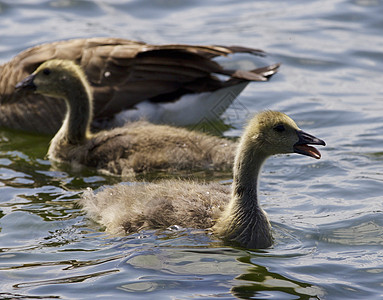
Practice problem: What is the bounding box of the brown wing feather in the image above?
[0,37,279,134]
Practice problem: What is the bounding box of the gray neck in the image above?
[216,140,273,249]
[58,79,92,144]
[230,143,268,227]
[232,144,265,208]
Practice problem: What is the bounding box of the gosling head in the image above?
[244,111,325,159]
[15,59,89,100]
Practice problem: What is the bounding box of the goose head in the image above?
[243,111,325,159]
[15,59,93,145]
[15,59,89,100]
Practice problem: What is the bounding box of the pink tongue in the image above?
[295,144,321,159]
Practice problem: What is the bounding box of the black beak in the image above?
[294,130,326,159]
[15,74,37,91]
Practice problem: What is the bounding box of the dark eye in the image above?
[274,124,285,132]
[42,68,51,75]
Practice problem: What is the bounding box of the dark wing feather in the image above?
[0,37,279,134]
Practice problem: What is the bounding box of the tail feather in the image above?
[223,63,281,83]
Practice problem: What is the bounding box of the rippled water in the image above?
[1,0,383,299]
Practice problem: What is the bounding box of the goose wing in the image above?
[0,37,279,133]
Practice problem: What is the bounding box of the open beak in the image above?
[15,74,37,92]
[294,130,326,159]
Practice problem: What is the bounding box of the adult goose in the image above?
[1,37,280,134]
[16,59,238,176]
[80,111,326,249]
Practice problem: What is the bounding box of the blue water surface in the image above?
[0,0,383,299]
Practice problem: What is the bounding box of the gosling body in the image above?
[80,111,325,249]
[16,60,236,175]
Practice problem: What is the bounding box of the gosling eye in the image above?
[273,124,286,133]
[42,68,51,76]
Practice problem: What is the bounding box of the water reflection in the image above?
[110,236,325,299]
[320,214,383,246]
[13,269,119,289]
[231,255,324,299]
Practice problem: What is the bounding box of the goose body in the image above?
[80,111,326,249]
[111,82,248,127]
[1,37,279,134]
[16,60,236,176]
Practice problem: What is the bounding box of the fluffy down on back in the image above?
[81,181,230,234]
[53,121,236,176]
